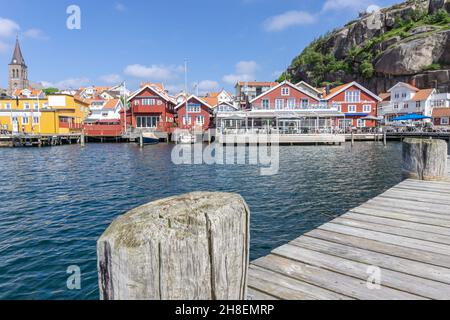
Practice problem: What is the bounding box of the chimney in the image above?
[326,84,331,96]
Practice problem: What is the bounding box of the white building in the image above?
[85,99,123,122]
[378,82,436,122]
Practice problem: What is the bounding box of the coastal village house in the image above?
[432,108,450,127]
[175,95,214,131]
[217,81,344,133]
[122,83,176,133]
[235,81,278,110]
[377,82,436,122]
[83,99,124,137]
[323,82,381,129]
[0,94,89,135]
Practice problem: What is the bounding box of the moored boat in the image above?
[142,132,160,145]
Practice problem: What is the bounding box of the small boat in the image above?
[141,132,160,145]
[179,133,196,144]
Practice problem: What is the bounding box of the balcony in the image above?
[84,123,123,137]
[251,103,337,111]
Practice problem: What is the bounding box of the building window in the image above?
[394,103,399,109]
[196,116,205,125]
[136,116,160,128]
[262,99,270,109]
[5,103,11,110]
[442,117,449,125]
[43,103,48,109]
[357,119,366,128]
[275,99,284,110]
[345,90,360,103]
[22,116,29,125]
[416,101,421,109]
[134,100,139,106]
[301,99,309,108]
[403,103,409,109]
[33,116,39,124]
[402,92,407,98]
[348,105,357,112]
[287,99,296,109]
[33,103,39,109]
[182,116,192,125]
[142,98,156,106]
[24,103,30,109]
[394,93,400,99]
[186,105,201,113]
[363,105,371,112]
[281,87,289,96]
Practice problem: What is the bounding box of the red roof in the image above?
[432,108,450,117]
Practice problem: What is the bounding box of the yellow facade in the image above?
[0,95,89,135]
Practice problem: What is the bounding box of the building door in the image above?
[12,117,19,133]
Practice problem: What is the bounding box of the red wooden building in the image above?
[121,84,176,133]
[175,95,214,131]
[250,81,320,109]
[324,82,381,129]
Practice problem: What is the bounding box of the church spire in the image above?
[10,36,26,66]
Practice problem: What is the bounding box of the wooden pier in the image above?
[0,134,82,147]
[248,156,450,300]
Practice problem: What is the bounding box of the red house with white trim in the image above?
[122,84,176,133]
[250,81,321,109]
[324,82,381,129]
[175,95,214,131]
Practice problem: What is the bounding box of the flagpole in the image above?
[123,81,127,134]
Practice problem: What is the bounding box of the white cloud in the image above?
[115,3,126,12]
[264,10,317,32]
[99,74,122,84]
[322,0,372,12]
[197,80,219,91]
[0,40,9,53]
[41,78,90,89]
[366,4,381,13]
[223,60,260,85]
[24,28,49,40]
[0,18,20,38]
[124,64,183,80]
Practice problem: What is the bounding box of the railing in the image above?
[251,104,336,111]
[84,123,123,137]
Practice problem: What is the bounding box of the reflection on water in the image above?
[0,142,402,299]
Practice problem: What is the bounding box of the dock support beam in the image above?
[139,132,144,148]
[80,133,86,147]
[97,192,250,300]
[383,131,387,146]
[402,138,448,181]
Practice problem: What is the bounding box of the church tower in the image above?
[8,37,29,93]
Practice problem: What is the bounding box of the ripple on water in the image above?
[0,142,403,299]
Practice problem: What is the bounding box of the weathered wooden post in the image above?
[80,133,86,147]
[403,138,448,181]
[139,132,144,148]
[351,131,354,146]
[383,131,387,146]
[97,192,250,300]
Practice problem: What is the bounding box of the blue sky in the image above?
[0,0,399,94]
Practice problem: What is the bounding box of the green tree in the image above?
[43,87,59,95]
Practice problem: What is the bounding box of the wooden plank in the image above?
[306,228,450,269]
[273,244,450,300]
[319,223,450,256]
[252,255,423,300]
[360,201,450,222]
[381,189,450,206]
[332,217,450,246]
[350,206,450,228]
[395,181,450,193]
[344,211,450,236]
[247,288,279,300]
[248,265,351,300]
[292,236,450,285]
[366,197,450,216]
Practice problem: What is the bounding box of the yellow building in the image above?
[0,94,89,135]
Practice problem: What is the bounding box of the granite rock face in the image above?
[288,0,450,93]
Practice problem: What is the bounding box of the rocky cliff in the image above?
[285,0,450,93]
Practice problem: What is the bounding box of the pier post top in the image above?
[97,192,250,300]
[99,192,249,246]
[402,138,448,181]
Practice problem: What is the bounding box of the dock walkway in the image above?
[248,162,450,300]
